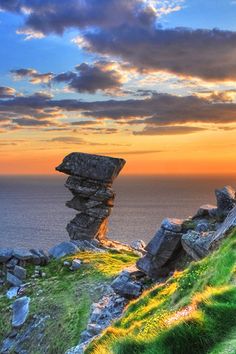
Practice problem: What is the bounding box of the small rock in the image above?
[12,296,30,327]
[63,261,71,267]
[71,259,82,271]
[6,257,19,269]
[111,271,142,298]
[48,241,79,259]
[195,221,210,232]
[130,240,146,252]
[14,265,27,280]
[6,287,20,299]
[7,272,22,287]
[87,323,103,335]
[0,248,13,263]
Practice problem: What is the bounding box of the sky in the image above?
[0,0,236,175]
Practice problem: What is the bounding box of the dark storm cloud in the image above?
[0,86,16,98]
[53,62,123,93]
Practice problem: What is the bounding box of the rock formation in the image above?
[56,152,126,241]
[137,218,185,279]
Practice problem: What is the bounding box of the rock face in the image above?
[56,152,125,241]
[215,185,236,218]
[137,218,185,279]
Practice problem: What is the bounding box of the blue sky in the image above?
[0,0,236,175]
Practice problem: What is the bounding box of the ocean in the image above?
[0,175,236,250]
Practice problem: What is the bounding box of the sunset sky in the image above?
[0,0,236,175]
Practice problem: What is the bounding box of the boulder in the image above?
[215,186,236,217]
[7,272,22,287]
[0,248,13,263]
[182,205,236,260]
[194,204,217,218]
[12,296,30,327]
[181,231,213,260]
[161,218,184,233]
[56,152,125,184]
[13,249,33,261]
[48,241,79,259]
[137,219,184,279]
[111,271,142,298]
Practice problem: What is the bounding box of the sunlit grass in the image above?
[86,228,236,354]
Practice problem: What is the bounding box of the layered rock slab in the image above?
[56,152,125,241]
[137,218,185,279]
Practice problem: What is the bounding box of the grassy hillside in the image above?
[86,229,236,354]
[0,250,138,353]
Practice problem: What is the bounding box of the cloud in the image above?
[11,68,53,84]
[46,136,84,144]
[134,125,208,135]
[79,27,236,81]
[0,0,182,35]
[13,118,54,126]
[53,61,123,93]
[1,91,236,135]
[0,86,16,98]
[97,149,165,155]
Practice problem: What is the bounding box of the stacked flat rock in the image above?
[56,152,126,241]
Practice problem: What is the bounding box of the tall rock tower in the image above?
[56,152,125,241]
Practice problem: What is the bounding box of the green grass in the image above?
[86,229,236,354]
[0,250,138,354]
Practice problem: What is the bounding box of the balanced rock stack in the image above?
[56,152,125,241]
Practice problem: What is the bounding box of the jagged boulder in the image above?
[215,185,236,218]
[182,205,236,260]
[49,241,79,259]
[137,218,185,279]
[56,152,125,241]
[12,296,30,327]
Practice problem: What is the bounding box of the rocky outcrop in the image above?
[137,218,185,279]
[215,185,236,218]
[56,152,125,242]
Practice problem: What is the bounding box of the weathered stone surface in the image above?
[194,204,217,218]
[111,271,142,298]
[181,231,213,260]
[210,204,236,249]
[0,248,13,263]
[57,153,125,242]
[6,287,19,300]
[137,219,184,279]
[30,249,49,265]
[48,241,79,259]
[14,265,27,280]
[7,272,22,287]
[67,214,108,240]
[182,205,236,260]
[130,240,146,253]
[161,218,184,233]
[13,249,33,261]
[12,296,30,327]
[56,152,125,184]
[215,185,236,216]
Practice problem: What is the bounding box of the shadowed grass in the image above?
[0,250,138,353]
[86,229,236,354]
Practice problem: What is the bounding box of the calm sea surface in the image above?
[0,175,236,249]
